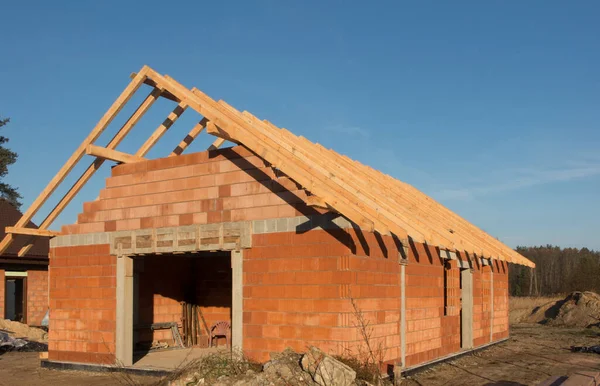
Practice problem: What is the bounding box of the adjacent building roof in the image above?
[0,66,534,267]
[0,199,49,258]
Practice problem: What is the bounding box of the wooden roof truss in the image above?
[0,65,534,267]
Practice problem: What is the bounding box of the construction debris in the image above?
[0,319,48,342]
[0,330,47,353]
[571,345,600,354]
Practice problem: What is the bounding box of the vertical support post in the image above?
[460,268,474,349]
[116,253,134,366]
[490,263,494,342]
[400,263,406,367]
[231,250,243,351]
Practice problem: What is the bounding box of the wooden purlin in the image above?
[331,151,511,262]
[16,85,161,257]
[148,72,380,232]
[343,155,533,267]
[0,67,150,256]
[347,158,520,264]
[312,142,510,262]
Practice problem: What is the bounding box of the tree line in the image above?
[509,245,600,296]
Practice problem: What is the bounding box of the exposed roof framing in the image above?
[0,65,534,267]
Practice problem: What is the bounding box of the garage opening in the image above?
[131,251,233,369]
[4,272,27,323]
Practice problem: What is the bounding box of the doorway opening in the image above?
[131,251,233,369]
[4,274,27,323]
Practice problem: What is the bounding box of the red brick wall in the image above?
[47,146,511,368]
[473,263,493,347]
[492,260,509,341]
[48,245,116,364]
[0,269,4,318]
[404,243,461,367]
[27,269,48,325]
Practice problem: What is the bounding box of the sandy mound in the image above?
[525,291,600,328]
[0,319,48,342]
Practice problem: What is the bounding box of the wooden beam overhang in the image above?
[5,227,60,237]
[86,145,146,164]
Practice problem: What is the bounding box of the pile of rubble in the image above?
[169,346,378,386]
[0,319,48,342]
[525,291,600,328]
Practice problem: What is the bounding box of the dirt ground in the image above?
[0,352,158,386]
[1,324,599,385]
[399,324,600,386]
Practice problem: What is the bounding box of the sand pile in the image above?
[525,291,600,328]
[0,319,48,342]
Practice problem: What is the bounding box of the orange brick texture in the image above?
[492,260,509,341]
[48,245,116,364]
[46,146,510,368]
[26,269,49,325]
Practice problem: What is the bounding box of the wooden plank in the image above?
[169,118,208,157]
[136,102,187,157]
[86,145,146,163]
[16,86,161,257]
[0,66,150,256]
[5,227,60,237]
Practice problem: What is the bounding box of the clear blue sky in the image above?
[1,1,598,249]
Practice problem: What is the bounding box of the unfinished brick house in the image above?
[0,66,534,373]
[0,199,49,325]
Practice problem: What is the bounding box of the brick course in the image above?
[48,244,116,364]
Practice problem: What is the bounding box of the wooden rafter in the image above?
[86,145,146,164]
[5,227,60,238]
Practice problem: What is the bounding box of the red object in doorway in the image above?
[209,321,231,348]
